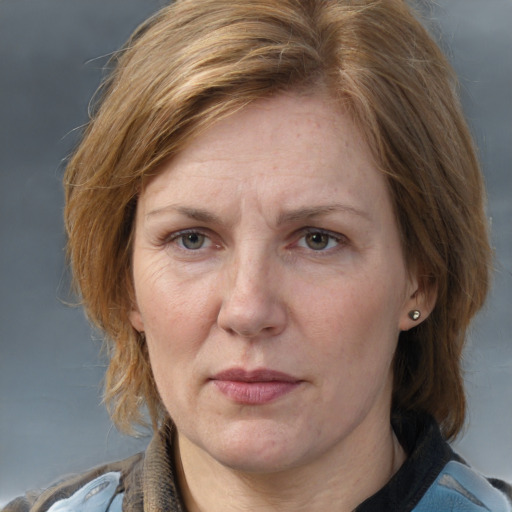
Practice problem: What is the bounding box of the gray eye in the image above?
[180,233,206,250]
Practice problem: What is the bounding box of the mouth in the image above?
[210,368,302,405]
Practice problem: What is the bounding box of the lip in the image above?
[210,368,302,405]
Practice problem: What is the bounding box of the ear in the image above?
[129,306,145,333]
[399,273,437,331]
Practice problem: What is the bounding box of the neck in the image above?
[175,416,406,512]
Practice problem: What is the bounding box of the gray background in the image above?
[0,0,511,505]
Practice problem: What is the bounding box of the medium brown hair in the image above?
[65,0,491,439]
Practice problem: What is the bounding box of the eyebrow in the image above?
[146,203,370,226]
[276,204,370,225]
[146,205,221,223]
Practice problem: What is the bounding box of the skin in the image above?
[130,92,433,511]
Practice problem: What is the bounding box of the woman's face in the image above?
[130,92,423,473]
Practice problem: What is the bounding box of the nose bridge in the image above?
[218,239,286,337]
[232,241,269,296]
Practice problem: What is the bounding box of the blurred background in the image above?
[0,0,511,505]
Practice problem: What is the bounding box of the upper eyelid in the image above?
[166,229,217,252]
[288,227,348,254]
[166,226,343,236]
[160,226,346,247]
[166,227,212,241]
[295,226,346,240]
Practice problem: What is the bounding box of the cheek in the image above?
[133,257,216,355]
[143,289,216,355]
[139,274,219,414]
[298,276,403,370]
[136,252,213,323]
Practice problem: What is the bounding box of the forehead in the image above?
[140,92,390,221]
[179,93,363,164]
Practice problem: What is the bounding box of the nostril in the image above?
[217,302,287,339]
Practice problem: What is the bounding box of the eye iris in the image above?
[182,233,204,250]
[306,232,329,250]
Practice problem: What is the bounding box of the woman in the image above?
[5,0,511,511]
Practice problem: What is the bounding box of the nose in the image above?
[217,249,287,339]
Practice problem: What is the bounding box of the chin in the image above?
[213,446,299,475]
[197,419,311,474]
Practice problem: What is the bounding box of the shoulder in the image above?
[414,460,512,512]
[358,413,512,512]
[3,453,143,512]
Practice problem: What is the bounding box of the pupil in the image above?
[183,233,204,249]
[307,233,328,250]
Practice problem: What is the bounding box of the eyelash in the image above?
[295,228,347,252]
[167,229,216,251]
[165,227,347,253]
